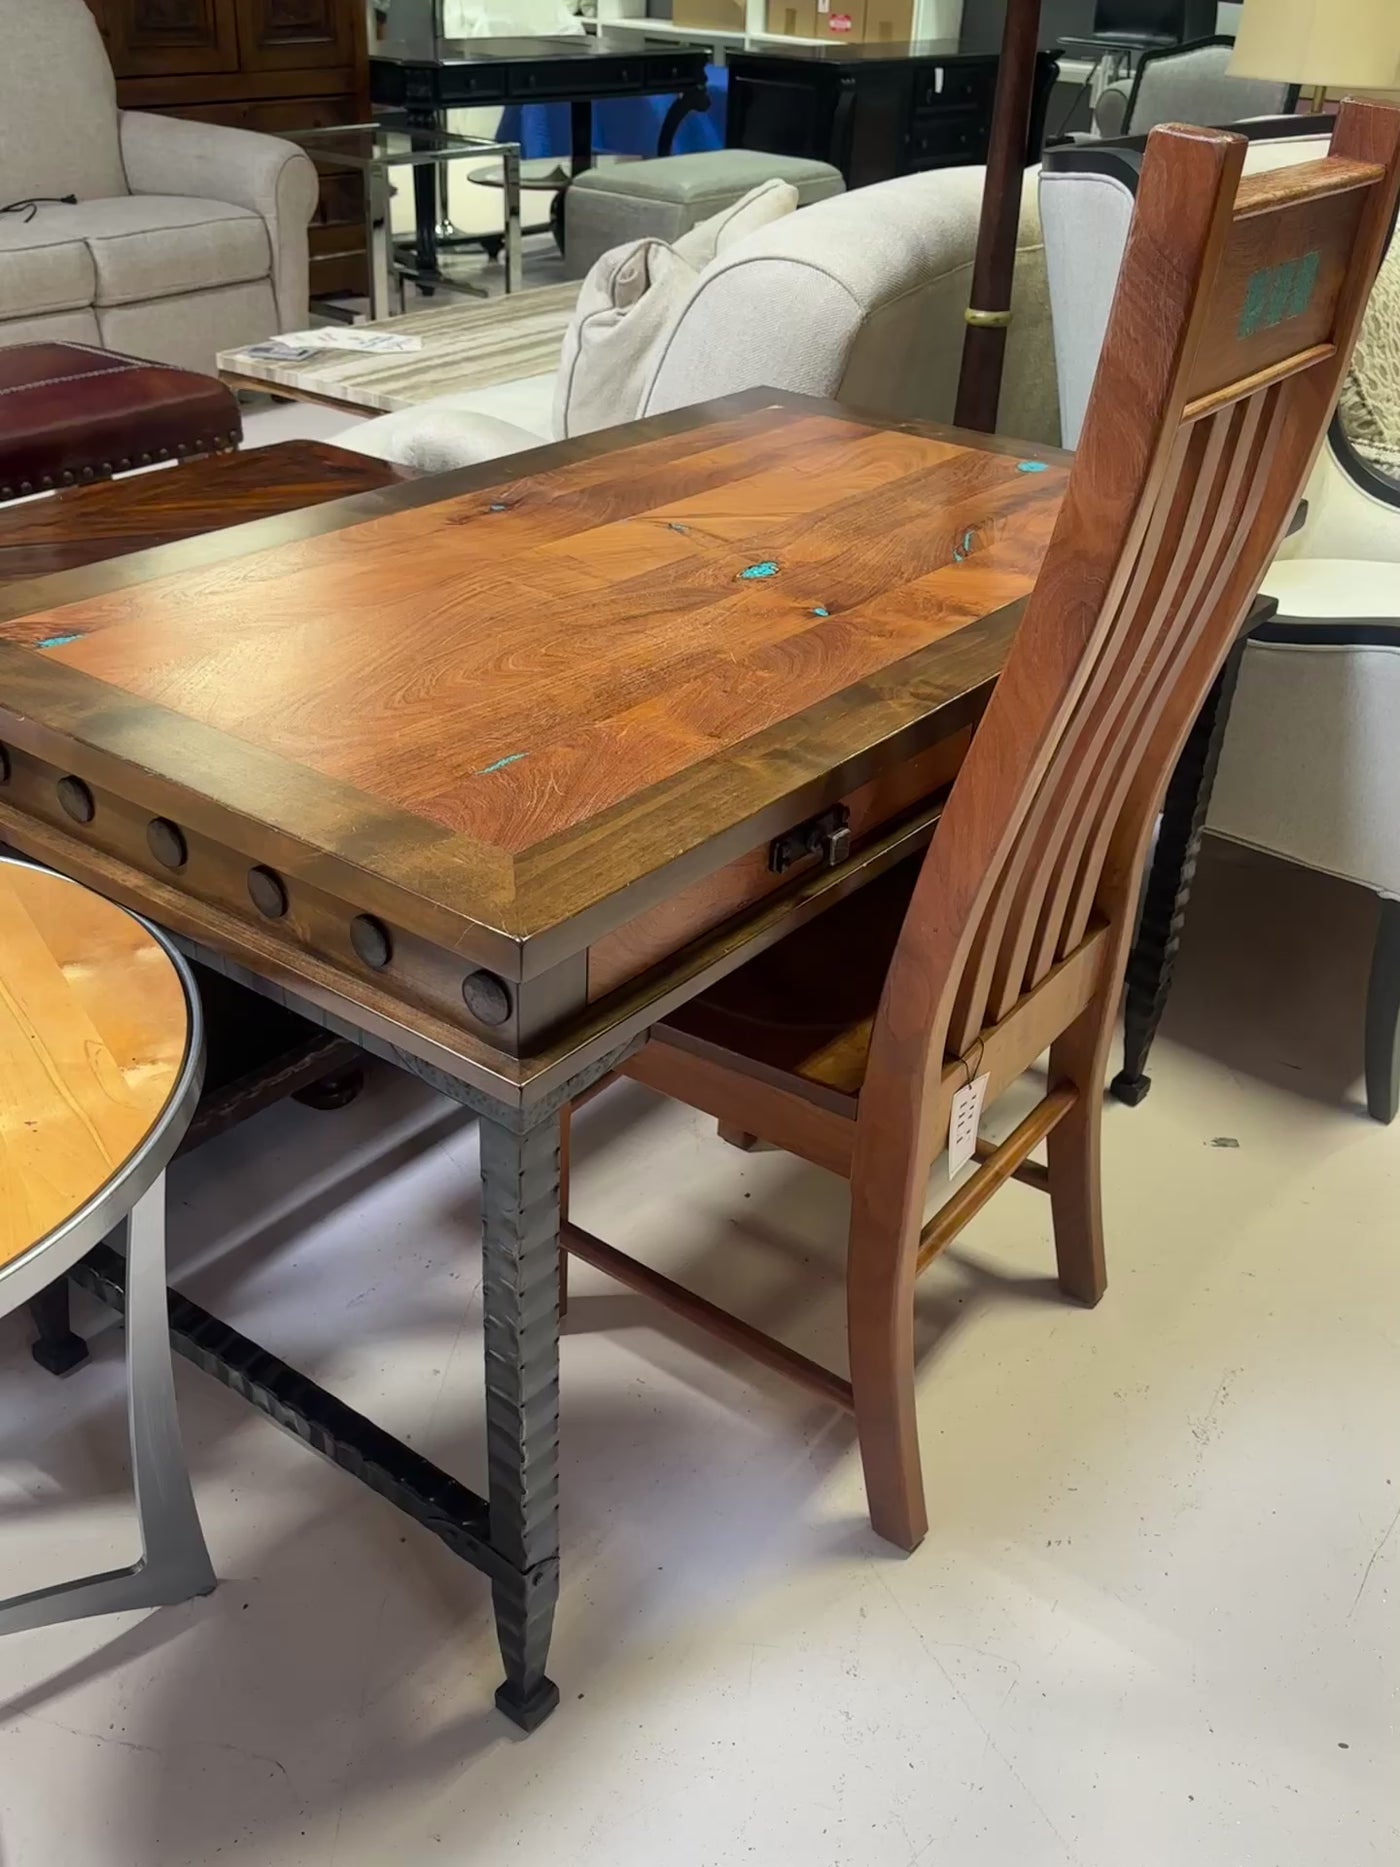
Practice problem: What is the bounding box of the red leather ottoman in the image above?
[0,342,243,503]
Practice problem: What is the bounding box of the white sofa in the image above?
[1040,121,1400,1121]
[339,164,1062,471]
[0,0,319,373]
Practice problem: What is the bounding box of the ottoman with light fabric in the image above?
[562,149,845,279]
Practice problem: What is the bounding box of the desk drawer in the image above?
[586,730,970,1001]
[913,65,993,114]
[644,53,707,87]
[907,110,984,166]
[512,60,643,98]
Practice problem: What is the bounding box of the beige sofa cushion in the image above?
[63,197,272,308]
[553,180,800,439]
[0,0,128,205]
[0,211,97,319]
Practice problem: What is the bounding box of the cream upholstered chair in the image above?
[0,0,318,372]
[1041,118,1400,1121]
[338,163,1062,471]
[1091,36,1297,140]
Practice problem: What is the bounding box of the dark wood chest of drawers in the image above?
[82,0,370,297]
[725,40,1059,190]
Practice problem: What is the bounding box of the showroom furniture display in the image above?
[559,102,1400,1549]
[723,40,1059,191]
[0,386,1073,1728]
[0,0,319,373]
[562,149,844,281]
[0,859,215,1634]
[371,35,713,278]
[0,343,242,504]
[284,118,523,315]
[1042,114,1400,1119]
[79,0,371,299]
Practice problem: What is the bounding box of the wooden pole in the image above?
[954,0,1046,434]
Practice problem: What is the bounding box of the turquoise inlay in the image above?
[477,752,527,775]
[37,634,81,649]
[1016,460,1048,473]
[738,560,779,580]
[1238,267,1274,338]
[952,528,976,564]
[489,501,508,513]
[1239,249,1324,340]
[1286,248,1322,321]
[812,605,830,618]
[667,521,689,534]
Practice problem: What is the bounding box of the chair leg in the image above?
[0,1175,215,1636]
[28,1275,89,1377]
[1365,899,1400,1125]
[846,1141,928,1553]
[558,1106,571,1319]
[1045,1000,1110,1308]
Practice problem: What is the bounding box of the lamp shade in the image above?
[1230,0,1400,90]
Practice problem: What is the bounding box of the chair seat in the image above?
[1261,556,1400,621]
[659,857,921,1108]
[0,863,190,1291]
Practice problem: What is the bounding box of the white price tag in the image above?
[948,1073,989,1177]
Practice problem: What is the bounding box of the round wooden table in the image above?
[0,858,215,1633]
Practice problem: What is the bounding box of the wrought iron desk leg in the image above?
[657,84,711,157]
[1112,637,1248,1105]
[480,1115,562,1733]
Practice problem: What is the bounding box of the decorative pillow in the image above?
[1339,236,1400,469]
[552,178,800,441]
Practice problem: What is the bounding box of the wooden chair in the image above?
[0,857,215,1632]
[560,102,1400,1552]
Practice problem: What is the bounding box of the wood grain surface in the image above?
[0,865,188,1268]
[0,441,411,585]
[0,399,1067,999]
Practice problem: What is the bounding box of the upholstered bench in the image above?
[563,149,845,279]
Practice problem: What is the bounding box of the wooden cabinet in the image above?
[83,0,369,297]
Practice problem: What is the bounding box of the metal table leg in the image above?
[365,163,400,321]
[479,1114,562,1731]
[1112,636,1249,1105]
[502,143,523,296]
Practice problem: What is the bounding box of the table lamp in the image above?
[1230,0,1400,112]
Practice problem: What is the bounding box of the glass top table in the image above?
[286,119,522,316]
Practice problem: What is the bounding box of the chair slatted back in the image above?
[864,102,1400,1127]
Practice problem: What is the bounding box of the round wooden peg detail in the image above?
[247,865,289,920]
[350,914,393,970]
[147,818,188,870]
[57,776,95,824]
[462,969,512,1026]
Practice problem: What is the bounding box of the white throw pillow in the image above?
[552,179,800,441]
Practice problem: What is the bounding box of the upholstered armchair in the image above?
[0,0,317,372]
[1041,119,1400,1122]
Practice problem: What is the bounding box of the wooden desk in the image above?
[0,390,1067,1728]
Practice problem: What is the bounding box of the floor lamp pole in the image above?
[954,0,1046,434]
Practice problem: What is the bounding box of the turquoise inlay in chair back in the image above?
[1238,250,1323,339]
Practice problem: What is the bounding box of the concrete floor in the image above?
[1,834,1396,1866]
[1,375,1397,1858]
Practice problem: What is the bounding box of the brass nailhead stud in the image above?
[350,914,392,970]
[57,776,95,824]
[248,865,288,919]
[147,817,188,869]
[462,969,512,1026]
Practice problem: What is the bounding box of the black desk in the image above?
[373,36,712,272]
[724,40,1060,190]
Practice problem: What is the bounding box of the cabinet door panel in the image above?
[106,0,240,77]
[235,0,359,71]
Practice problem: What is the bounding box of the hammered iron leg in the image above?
[480,1116,562,1732]
[1112,638,1248,1106]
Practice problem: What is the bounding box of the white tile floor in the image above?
[1,410,1397,1861]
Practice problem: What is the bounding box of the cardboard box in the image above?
[862,0,912,41]
[672,0,747,32]
[764,0,816,32]
[812,0,866,40]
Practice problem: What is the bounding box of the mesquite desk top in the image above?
[0,394,1066,1110]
